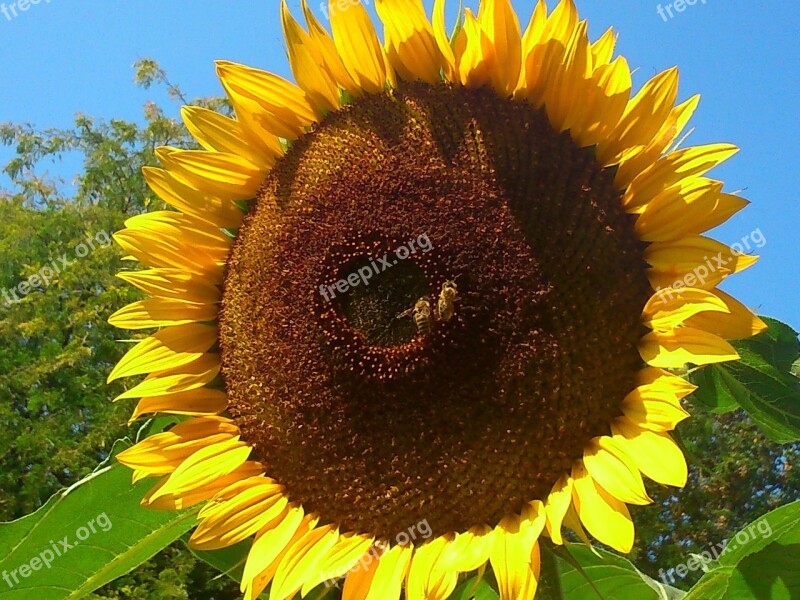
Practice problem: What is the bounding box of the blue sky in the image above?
[1,0,797,326]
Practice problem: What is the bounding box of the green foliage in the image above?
[684,501,800,599]
[1,60,240,599]
[691,319,800,443]
[631,409,800,589]
[0,451,198,599]
[0,197,136,520]
[555,544,685,600]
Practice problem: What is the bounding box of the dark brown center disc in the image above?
[219,83,651,540]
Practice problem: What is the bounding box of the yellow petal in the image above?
[180,105,277,168]
[560,503,597,553]
[516,0,547,89]
[109,298,217,330]
[301,0,358,93]
[597,67,679,165]
[141,461,263,510]
[405,536,459,600]
[614,94,700,188]
[108,323,217,382]
[570,55,631,148]
[241,506,306,591]
[281,1,341,113]
[376,0,445,85]
[123,210,232,256]
[246,515,320,600]
[516,0,577,106]
[114,353,221,400]
[216,60,320,140]
[301,533,375,595]
[129,388,228,422]
[113,228,223,278]
[540,0,579,45]
[365,543,413,600]
[684,288,768,340]
[151,437,251,500]
[478,0,522,95]
[456,9,494,88]
[221,94,286,161]
[116,268,220,304]
[330,0,394,94]
[572,462,634,553]
[636,178,748,242]
[432,0,457,79]
[143,166,245,229]
[203,474,276,508]
[116,416,239,475]
[583,436,652,505]
[490,502,545,600]
[190,482,287,550]
[271,525,340,600]
[623,144,739,212]
[621,385,691,431]
[342,544,383,600]
[156,147,265,200]
[646,235,758,291]
[636,367,697,398]
[591,26,616,67]
[642,287,730,330]
[612,417,688,487]
[437,524,493,573]
[544,20,591,133]
[543,474,573,545]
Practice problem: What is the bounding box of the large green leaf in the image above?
[689,318,800,442]
[558,544,685,600]
[688,365,740,414]
[685,500,800,599]
[0,457,198,599]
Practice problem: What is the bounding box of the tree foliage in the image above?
[0,61,240,598]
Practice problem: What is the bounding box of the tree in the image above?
[0,60,239,599]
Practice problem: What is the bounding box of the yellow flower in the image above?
[109,1,766,598]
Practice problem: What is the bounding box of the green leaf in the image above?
[188,538,249,584]
[686,500,800,599]
[717,499,800,566]
[450,574,500,600]
[0,459,198,599]
[681,569,730,600]
[689,318,800,443]
[558,544,685,600]
[688,365,739,414]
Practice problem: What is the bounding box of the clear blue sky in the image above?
[1,0,797,327]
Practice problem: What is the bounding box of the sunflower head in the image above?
[110,1,765,598]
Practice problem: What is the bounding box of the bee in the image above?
[436,280,459,322]
[397,297,433,334]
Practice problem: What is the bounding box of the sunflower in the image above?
[109,0,765,598]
